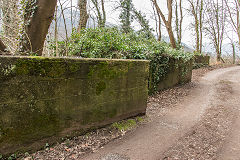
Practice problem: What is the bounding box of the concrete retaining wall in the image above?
[0,55,193,157]
[194,55,210,68]
[149,57,193,92]
[0,56,149,156]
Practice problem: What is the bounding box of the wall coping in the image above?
[0,55,150,63]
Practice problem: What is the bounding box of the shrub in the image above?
[50,28,192,59]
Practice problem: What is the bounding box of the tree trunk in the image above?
[179,0,183,45]
[205,0,225,63]
[157,13,162,41]
[175,0,183,46]
[78,0,89,31]
[217,50,221,62]
[54,5,59,57]
[20,0,57,56]
[167,27,177,48]
[152,0,176,48]
[0,39,7,52]
[232,43,236,64]
[188,0,204,53]
[91,0,106,28]
[199,0,203,53]
[195,17,200,52]
[101,0,106,27]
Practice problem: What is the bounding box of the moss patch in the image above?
[112,119,137,131]
[96,81,107,95]
[88,61,128,80]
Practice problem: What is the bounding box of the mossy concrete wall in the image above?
[194,55,210,68]
[0,56,149,156]
[154,58,193,91]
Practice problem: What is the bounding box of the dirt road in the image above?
[81,66,240,160]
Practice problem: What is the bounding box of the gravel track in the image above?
[81,66,240,160]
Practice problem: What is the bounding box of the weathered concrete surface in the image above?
[0,56,149,156]
[155,58,193,91]
[194,55,210,68]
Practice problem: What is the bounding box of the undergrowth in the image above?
[49,27,193,61]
